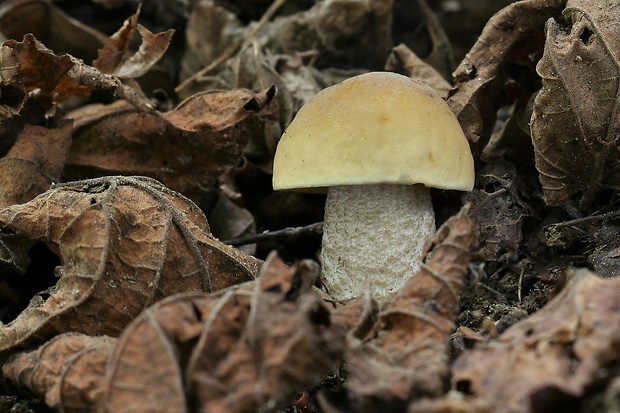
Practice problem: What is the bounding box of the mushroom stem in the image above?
[320,184,435,303]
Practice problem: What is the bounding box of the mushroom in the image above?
[272,72,474,303]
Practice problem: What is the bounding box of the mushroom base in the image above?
[320,184,435,303]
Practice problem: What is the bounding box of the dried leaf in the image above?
[37,254,337,413]
[452,269,620,413]
[3,256,340,413]
[181,0,245,81]
[180,0,395,91]
[206,189,256,255]
[94,5,174,79]
[385,43,452,98]
[0,34,152,114]
[0,122,72,208]
[531,0,620,209]
[413,0,455,80]
[0,176,261,360]
[2,333,115,413]
[0,121,72,277]
[448,0,566,155]
[63,86,276,196]
[0,0,111,63]
[465,162,532,267]
[344,206,477,410]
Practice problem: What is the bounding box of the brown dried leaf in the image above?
[0,34,151,114]
[102,254,341,413]
[448,0,566,155]
[181,0,245,82]
[385,43,452,98]
[0,121,72,276]
[344,206,477,410]
[2,333,115,413]
[93,5,174,79]
[452,269,620,413]
[180,0,394,91]
[413,0,455,80]
[0,0,111,63]
[531,0,620,209]
[63,86,276,196]
[0,122,72,208]
[206,189,256,255]
[0,176,261,360]
[465,162,532,267]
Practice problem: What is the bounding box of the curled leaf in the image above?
[103,254,339,413]
[531,0,620,209]
[448,0,566,155]
[344,206,477,410]
[93,5,174,79]
[64,86,277,196]
[0,176,261,360]
[0,0,111,63]
[4,254,342,413]
[2,333,115,413]
[0,34,151,113]
[452,269,620,413]
[0,122,72,208]
[385,43,452,98]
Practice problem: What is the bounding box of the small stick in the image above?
[224,222,323,247]
[175,0,289,93]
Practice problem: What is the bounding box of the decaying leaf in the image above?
[412,0,455,80]
[180,0,394,92]
[0,0,111,63]
[448,0,566,155]
[3,254,342,413]
[0,121,73,276]
[452,268,620,413]
[108,254,340,413]
[385,43,452,98]
[63,86,276,197]
[0,34,151,115]
[0,176,261,361]
[93,5,174,79]
[0,122,72,208]
[465,162,532,267]
[343,206,477,411]
[531,0,620,209]
[2,333,116,412]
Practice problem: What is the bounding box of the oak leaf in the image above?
[0,176,261,361]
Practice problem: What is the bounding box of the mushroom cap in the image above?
[272,71,475,192]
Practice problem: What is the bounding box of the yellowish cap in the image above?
[272,71,474,192]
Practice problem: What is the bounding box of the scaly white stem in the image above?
[320,184,435,303]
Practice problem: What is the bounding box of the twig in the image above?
[175,0,289,93]
[546,209,620,229]
[224,222,323,247]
